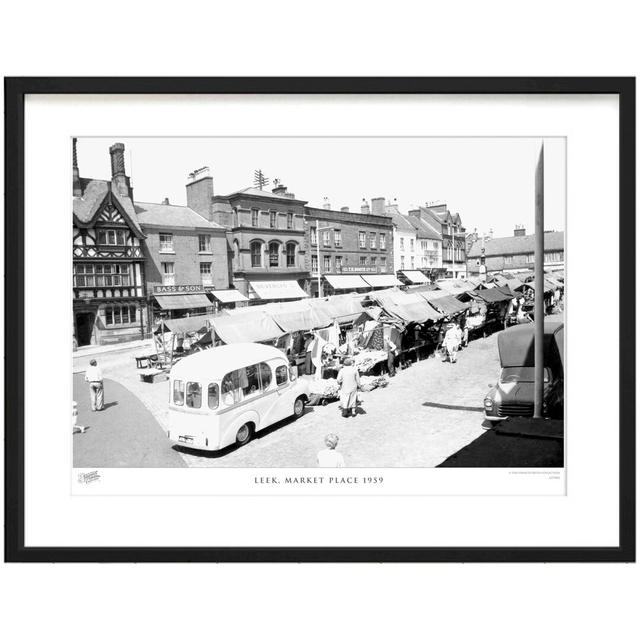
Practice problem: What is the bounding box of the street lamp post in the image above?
[315,221,333,298]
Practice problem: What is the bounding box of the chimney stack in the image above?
[360,198,370,215]
[272,183,288,196]
[340,206,349,213]
[186,166,214,216]
[72,138,82,197]
[162,197,170,205]
[322,197,331,210]
[109,142,129,198]
[371,197,386,216]
[514,224,526,237]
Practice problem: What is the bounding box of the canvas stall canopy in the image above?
[373,291,442,324]
[154,315,216,335]
[399,270,429,284]
[420,292,469,316]
[360,274,403,288]
[435,279,475,295]
[469,287,514,304]
[268,305,333,333]
[210,310,284,344]
[307,293,370,324]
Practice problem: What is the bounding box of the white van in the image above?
[167,343,310,451]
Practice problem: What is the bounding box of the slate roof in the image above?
[467,231,565,258]
[407,215,442,240]
[134,201,223,229]
[73,178,143,235]
[226,187,307,203]
[390,212,418,233]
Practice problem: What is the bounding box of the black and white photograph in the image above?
[71,136,565,472]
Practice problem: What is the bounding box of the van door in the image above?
[271,360,294,423]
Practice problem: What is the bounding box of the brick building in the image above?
[466,227,565,276]
[136,197,231,323]
[72,141,147,348]
[304,197,396,297]
[186,174,309,302]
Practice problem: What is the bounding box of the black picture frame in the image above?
[4,77,635,563]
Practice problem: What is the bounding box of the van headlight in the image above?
[484,397,494,408]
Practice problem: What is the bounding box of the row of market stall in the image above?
[151,269,564,380]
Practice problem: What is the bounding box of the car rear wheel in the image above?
[236,423,254,446]
[293,396,306,418]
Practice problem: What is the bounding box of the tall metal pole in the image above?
[534,143,545,418]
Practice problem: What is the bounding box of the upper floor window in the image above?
[198,234,211,252]
[323,255,331,271]
[287,212,294,230]
[359,256,367,266]
[400,237,405,250]
[380,257,387,272]
[370,233,376,249]
[200,262,212,285]
[322,231,330,247]
[370,257,377,266]
[400,255,405,269]
[410,239,415,252]
[161,262,175,285]
[410,256,415,269]
[286,243,296,267]
[311,254,318,273]
[379,233,386,250]
[159,233,174,252]
[334,229,342,247]
[310,227,317,245]
[250,241,263,268]
[269,211,277,229]
[268,242,280,267]
[97,229,126,246]
[359,231,366,249]
[335,256,343,270]
[251,209,259,227]
[74,263,131,287]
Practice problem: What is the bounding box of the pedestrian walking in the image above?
[337,357,361,418]
[84,359,105,411]
[384,336,398,377]
[317,433,345,468]
[442,323,461,364]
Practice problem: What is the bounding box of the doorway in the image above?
[75,312,95,346]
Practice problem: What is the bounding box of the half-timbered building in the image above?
[72,140,147,347]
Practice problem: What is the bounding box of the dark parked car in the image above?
[484,321,564,421]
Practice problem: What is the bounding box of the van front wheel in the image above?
[293,396,306,419]
[236,423,254,446]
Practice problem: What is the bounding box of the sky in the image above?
[77,137,565,238]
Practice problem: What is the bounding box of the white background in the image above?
[1,2,638,640]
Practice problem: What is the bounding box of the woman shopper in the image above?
[337,357,361,418]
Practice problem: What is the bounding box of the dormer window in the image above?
[97,229,126,245]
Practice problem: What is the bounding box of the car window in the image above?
[173,379,184,406]
[221,370,242,406]
[500,367,550,383]
[207,383,219,410]
[241,364,261,399]
[185,382,202,408]
[275,364,288,386]
[259,362,272,390]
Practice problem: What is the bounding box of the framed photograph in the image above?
[4,77,635,562]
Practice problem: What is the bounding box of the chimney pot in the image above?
[360,198,371,215]
[163,197,170,205]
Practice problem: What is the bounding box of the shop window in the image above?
[173,380,185,406]
[159,233,174,252]
[286,243,296,267]
[250,242,263,268]
[105,304,137,326]
[275,365,288,386]
[269,242,280,267]
[207,383,219,410]
[198,235,211,252]
[186,382,202,409]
